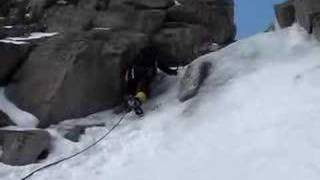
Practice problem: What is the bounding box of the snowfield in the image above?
[2,25,320,180]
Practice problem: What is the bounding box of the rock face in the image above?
[179,61,212,102]
[275,0,320,40]
[274,1,295,28]
[6,30,148,127]
[42,4,96,33]
[93,7,166,34]
[0,130,51,166]
[312,14,320,40]
[108,0,175,9]
[294,0,320,33]
[2,0,236,127]
[0,110,15,127]
[153,23,211,66]
[0,42,32,86]
[167,0,236,44]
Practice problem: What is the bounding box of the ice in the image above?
[2,25,320,180]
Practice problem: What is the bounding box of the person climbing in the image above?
[115,47,178,116]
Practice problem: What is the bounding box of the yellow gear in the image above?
[135,91,147,103]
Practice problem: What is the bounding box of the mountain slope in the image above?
[2,25,320,180]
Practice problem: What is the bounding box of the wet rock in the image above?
[179,61,212,102]
[274,1,295,28]
[5,30,148,127]
[0,129,51,166]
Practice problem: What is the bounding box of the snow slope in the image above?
[2,25,320,180]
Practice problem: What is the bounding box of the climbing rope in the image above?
[21,113,128,180]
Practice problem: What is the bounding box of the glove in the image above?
[127,96,144,116]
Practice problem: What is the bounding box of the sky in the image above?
[235,0,287,38]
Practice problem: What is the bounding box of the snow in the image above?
[0,88,38,128]
[0,39,29,45]
[2,25,320,180]
[0,32,58,44]
[6,32,58,41]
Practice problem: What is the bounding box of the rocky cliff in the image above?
[0,0,236,128]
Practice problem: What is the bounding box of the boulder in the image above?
[179,61,212,102]
[0,42,32,86]
[0,110,15,127]
[0,129,51,166]
[274,1,295,28]
[152,22,212,66]
[108,0,175,9]
[5,30,148,127]
[167,0,236,44]
[93,7,166,34]
[294,0,320,33]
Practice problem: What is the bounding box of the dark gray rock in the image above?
[63,123,105,142]
[294,0,320,33]
[0,42,32,86]
[0,129,51,166]
[167,0,236,44]
[108,0,174,9]
[26,0,58,23]
[312,14,320,40]
[0,0,10,17]
[179,61,212,102]
[5,30,148,128]
[152,23,212,66]
[0,110,15,127]
[274,1,295,28]
[93,7,166,34]
[41,5,96,33]
[63,126,86,142]
[95,0,110,11]
[5,0,29,25]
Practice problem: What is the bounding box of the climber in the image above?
[115,47,178,116]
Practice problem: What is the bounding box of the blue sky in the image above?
[235,0,286,38]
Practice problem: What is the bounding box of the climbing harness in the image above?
[21,113,128,180]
